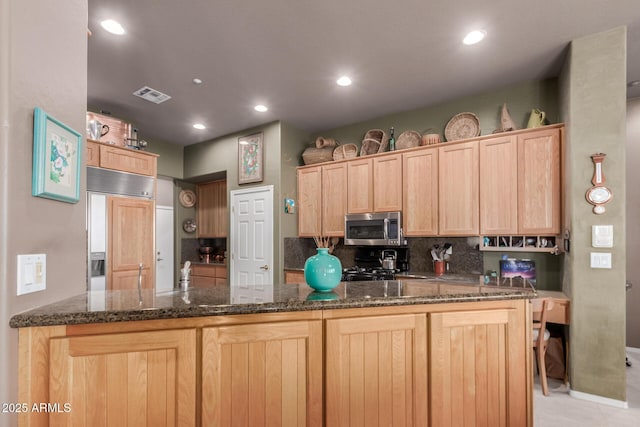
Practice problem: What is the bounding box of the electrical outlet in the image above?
[17,254,46,295]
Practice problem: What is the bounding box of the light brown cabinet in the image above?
[438,141,479,235]
[47,329,196,426]
[517,128,561,234]
[196,180,227,238]
[403,149,439,235]
[202,320,323,426]
[86,139,158,176]
[298,163,347,236]
[479,135,519,234]
[284,270,305,284]
[108,196,155,290]
[322,162,348,236]
[373,153,403,212]
[325,313,428,426]
[297,166,322,236]
[479,128,561,236]
[18,299,531,426]
[347,158,374,213]
[191,263,227,287]
[430,307,528,426]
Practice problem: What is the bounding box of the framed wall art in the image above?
[238,132,263,184]
[32,107,82,203]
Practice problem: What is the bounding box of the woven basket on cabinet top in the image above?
[361,129,388,154]
[396,130,421,150]
[333,143,358,160]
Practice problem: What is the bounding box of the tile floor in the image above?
[534,350,640,426]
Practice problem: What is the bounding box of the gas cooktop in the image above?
[341,267,401,282]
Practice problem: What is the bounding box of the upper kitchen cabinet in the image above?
[322,162,348,236]
[87,140,158,177]
[438,141,479,236]
[197,180,228,238]
[479,135,519,234]
[403,149,438,236]
[297,166,323,236]
[346,153,402,214]
[347,158,374,213]
[517,128,561,235]
[479,127,562,236]
[373,153,402,212]
[297,163,347,237]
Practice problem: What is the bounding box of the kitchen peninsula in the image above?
[12,278,535,426]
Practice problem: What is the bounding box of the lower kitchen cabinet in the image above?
[191,264,227,287]
[284,270,305,284]
[44,329,196,426]
[325,314,428,426]
[201,320,323,427]
[18,300,530,426]
[430,307,528,426]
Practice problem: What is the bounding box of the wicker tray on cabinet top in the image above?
[444,112,481,141]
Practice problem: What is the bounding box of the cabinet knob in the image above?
[260,265,269,271]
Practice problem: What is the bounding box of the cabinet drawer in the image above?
[99,145,157,176]
[215,265,227,279]
[192,265,217,278]
[192,275,216,287]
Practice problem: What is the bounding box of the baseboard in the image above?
[626,346,640,355]
[569,389,629,408]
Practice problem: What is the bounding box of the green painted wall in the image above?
[146,137,184,179]
[314,79,558,147]
[559,27,627,401]
[183,121,285,283]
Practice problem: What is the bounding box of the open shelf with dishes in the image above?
[480,235,560,254]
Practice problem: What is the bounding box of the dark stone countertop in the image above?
[9,278,535,328]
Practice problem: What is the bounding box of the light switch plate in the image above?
[17,254,46,295]
[592,225,613,248]
[590,252,612,269]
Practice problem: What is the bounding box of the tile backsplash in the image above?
[284,237,483,274]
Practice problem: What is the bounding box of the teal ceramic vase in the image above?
[304,248,342,292]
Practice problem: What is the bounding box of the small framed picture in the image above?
[238,132,263,184]
[32,107,82,203]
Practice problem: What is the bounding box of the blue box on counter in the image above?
[499,259,536,279]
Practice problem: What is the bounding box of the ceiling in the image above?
[88,0,640,146]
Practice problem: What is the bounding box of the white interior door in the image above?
[230,185,274,287]
[155,206,174,293]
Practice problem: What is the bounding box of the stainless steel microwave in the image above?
[344,212,407,246]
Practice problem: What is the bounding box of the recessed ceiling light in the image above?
[193,123,206,130]
[193,78,203,85]
[463,30,486,45]
[254,104,268,112]
[336,76,352,87]
[100,19,125,35]
[629,80,640,87]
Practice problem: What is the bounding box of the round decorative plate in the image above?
[182,219,197,233]
[444,112,481,141]
[179,189,196,207]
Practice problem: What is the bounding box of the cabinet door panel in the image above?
[480,136,518,234]
[373,154,402,212]
[325,314,428,426]
[439,142,479,235]
[347,159,374,213]
[517,129,561,234]
[403,149,438,236]
[108,196,154,290]
[202,320,323,427]
[430,308,527,427]
[297,167,322,236]
[49,329,196,426]
[99,145,157,176]
[197,180,227,238]
[322,163,348,236]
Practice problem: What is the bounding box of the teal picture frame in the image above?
[32,107,82,203]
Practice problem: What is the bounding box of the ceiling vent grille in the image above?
[133,86,172,104]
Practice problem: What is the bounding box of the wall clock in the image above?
[585,153,612,214]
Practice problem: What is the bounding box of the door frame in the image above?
[229,185,275,286]
[155,204,174,293]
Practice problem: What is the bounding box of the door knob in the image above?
[157,258,164,261]
[260,265,269,270]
